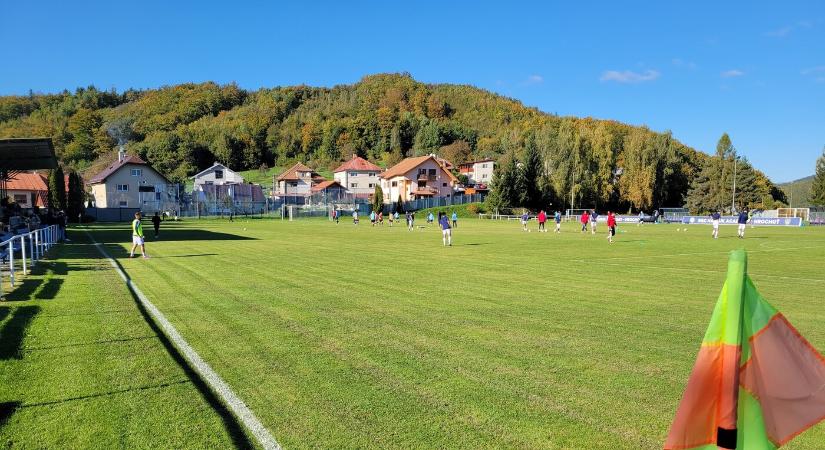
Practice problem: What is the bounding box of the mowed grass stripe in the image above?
[0,231,255,448]
[90,219,825,449]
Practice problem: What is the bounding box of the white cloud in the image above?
[802,66,825,82]
[525,74,544,85]
[765,20,816,37]
[721,69,745,78]
[672,58,697,69]
[599,69,660,83]
[765,26,793,37]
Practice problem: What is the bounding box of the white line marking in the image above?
[86,231,280,450]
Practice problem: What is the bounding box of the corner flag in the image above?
[665,249,825,450]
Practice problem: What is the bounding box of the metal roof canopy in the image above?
[0,138,58,170]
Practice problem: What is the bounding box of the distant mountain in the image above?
[0,73,783,210]
[778,175,814,207]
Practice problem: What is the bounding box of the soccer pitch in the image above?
[4,218,825,449]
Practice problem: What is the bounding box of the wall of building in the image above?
[91,164,170,208]
[381,159,455,202]
[193,165,244,188]
[277,178,313,195]
[334,170,380,194]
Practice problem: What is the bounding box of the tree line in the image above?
[0,73,788,212]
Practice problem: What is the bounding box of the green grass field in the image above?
[3,218,825,448]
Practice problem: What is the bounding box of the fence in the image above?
[1,224,63,297]
[85,207,143,222]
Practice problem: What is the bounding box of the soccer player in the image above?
[129,212,149,258]
[439,211,452,246]
[580,210,589,233]
[151,212,161,238]
[737,208,749,239]
[388,211,394,227]
[378,211,384,226]
[554,210,562,233]
[370,210,376,226]
[711,210,721,239]
[590,209,598,235]
[537,210,546,232]
[451,211,458,228]
[606,211,617,243]
[521,211,529,231]
[409,212,415,231]
[427,212,434,225]
[352,210,359,225]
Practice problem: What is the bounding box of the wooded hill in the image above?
[0,73,786,211]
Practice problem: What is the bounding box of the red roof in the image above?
[6,172,48,192]
[333,156,382,173]
[87,155,165,184]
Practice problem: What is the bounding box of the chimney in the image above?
[118,145,125,162]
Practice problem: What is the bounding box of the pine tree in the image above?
[521,134,544,210]
[395,194,404,214]
[66,171,85,221]
[487,151,518,210]
[810,147,825,206]
[47,166,66,212]
[372,184,384,214]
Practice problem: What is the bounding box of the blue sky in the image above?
[1,1,823,182]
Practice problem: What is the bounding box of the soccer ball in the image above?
[676,228,681,232]
[528,230,532,233]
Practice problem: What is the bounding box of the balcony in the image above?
[417,174,437,182]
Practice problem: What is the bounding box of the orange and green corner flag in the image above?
[665,249,825,450]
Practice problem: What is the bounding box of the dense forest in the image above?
[0,73,787,212]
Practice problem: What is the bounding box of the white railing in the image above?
[0,224,63,297]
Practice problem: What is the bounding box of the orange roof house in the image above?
[6,172,49,208]
[274,163,326,196]
[379,155,458,203]
[333,155,383,196]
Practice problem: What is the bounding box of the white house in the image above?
[380,154,458,203]
[274,162,326,196]
[332,155,382,196]
[88,150,172,209]
[458,158,495,186]
[191,162,244,190]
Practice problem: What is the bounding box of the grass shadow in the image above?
[0,401,21,428]
[35,278,64,300]
[109,257,255,449]
[0,305,40,359]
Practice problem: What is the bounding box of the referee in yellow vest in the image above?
[129,211,150,258]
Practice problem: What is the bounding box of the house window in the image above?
[288,182,298,187]
[350,183,358,188]
[368,183,375,188]
[117,184,129,192]
[215,169,224,179]
[131,169,142,176]
[369,172,376,177]
[442,182,447,187]
[429,169,436,176]
[482,174,488,179]
[155,192,161,200]
[391,181,397,187]
[349,172,358,177]
[119,200,128,207]
[13,194,27,205]
[482,163,488,168]
[418,168,427,175]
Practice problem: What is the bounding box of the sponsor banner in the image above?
[594,216,648,223]
[681,216,802,227]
